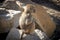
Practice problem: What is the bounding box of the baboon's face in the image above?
[24,4,35,14]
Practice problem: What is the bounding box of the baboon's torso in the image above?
[19,4,35,34]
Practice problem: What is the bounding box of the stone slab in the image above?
[6,28,50,40]
[0,8,21,33]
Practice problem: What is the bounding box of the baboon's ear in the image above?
[30,6,36,13]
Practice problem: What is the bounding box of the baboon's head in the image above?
[23,4,35,14]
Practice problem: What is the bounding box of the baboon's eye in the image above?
[30,9,35,13]
[30,7,35,13]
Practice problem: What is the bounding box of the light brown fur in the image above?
[19,4,35,34]
[19,4,35,39]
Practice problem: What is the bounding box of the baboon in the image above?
[19,4,35,39]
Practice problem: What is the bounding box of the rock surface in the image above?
[6,28,50,40]
[0,8,21,33]
[43,6,60,25]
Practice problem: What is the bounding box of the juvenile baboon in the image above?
[19,4,35,39]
